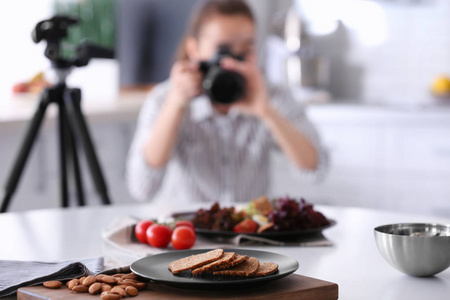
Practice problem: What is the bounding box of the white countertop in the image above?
[0,203,449,300]
[0,91,147,132]
[305,102,450,126]
[3,92,450,130]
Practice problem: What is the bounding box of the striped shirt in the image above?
[126,81,327,205]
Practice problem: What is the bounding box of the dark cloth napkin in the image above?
[0,257,103,297]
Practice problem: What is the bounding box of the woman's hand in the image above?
[222,56,318,170]
[168,61,202,110]
[221,56,271,119]
[144,61,201,168]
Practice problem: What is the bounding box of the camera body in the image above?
[32,15,114,69]
[199,46,245,104]
[32,15,78,65]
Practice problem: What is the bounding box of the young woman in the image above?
[126,0,327,204]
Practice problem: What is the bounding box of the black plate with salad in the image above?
[172,197,336,238]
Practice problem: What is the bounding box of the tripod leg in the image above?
[64,88,111,205]
[64,111,85,206]
[57,99,69,207]
[71,141,85,206]
[1,92,51,213]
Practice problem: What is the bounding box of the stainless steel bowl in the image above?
[374,223,450,277]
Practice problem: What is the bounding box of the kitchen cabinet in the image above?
[270,104,450,217]
[389,128,450,173]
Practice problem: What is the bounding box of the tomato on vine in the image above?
[146,224,172,248]
[171,226,196,250]
[134,220,154,244]
[175,220,195,230]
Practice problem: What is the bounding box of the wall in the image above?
[0,0,119,104]
[295,0,450,106]
[3,1,450,107]
[0,1,52,101]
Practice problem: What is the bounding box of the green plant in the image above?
[53,0,115,59]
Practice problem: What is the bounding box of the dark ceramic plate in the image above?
[172,212,336,238]
[130,248,299,289]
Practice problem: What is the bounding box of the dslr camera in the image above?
[199,45,245,104]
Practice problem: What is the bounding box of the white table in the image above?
[1,203,449,300]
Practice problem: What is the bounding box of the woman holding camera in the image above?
[126,0,327,204]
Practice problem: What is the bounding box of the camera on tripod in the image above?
[0,15,113,213]
[200,45,245,104]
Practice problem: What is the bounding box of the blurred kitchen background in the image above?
[1,0,449,216]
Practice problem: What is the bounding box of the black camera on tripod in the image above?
[200,45,245,104]
[0,15,114,213]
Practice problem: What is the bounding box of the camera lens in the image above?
[203,68,244,104]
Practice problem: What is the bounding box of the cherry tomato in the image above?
[146,224,172,248]
[171,226,196,250]
[175,220,195,230]
[134,220,154,244]
[233,219,258,233]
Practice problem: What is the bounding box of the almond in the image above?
[121,279,140,288]
[122,273,138,280]
[123,278,139,283]
[110,286,126,296]
[125,285,139,297]
[112,273,125,278]
[72,285,89,293]
[115,285,128,289]
[43,281,62,289]
[88,282,102,294]
[102,276,117,284]
[82,275,96,286]
[95,274,105,282]
[101,284,112,292]
[101,291,122,300]
[134,282,147,290]
[67,279,79,290]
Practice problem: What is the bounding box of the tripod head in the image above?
[32,15,115,70]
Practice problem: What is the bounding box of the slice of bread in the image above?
[212,257,260,277]
[227,254,249,267]
[252,262,278,277]
[168,249,224,274]
[191,252,236,275]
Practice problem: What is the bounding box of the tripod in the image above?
[0,16,112,212]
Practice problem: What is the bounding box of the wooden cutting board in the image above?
[17,274,338,300]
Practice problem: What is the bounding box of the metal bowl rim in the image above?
[374,223,450,236]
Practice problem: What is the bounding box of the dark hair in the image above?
[174,0,254,61]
